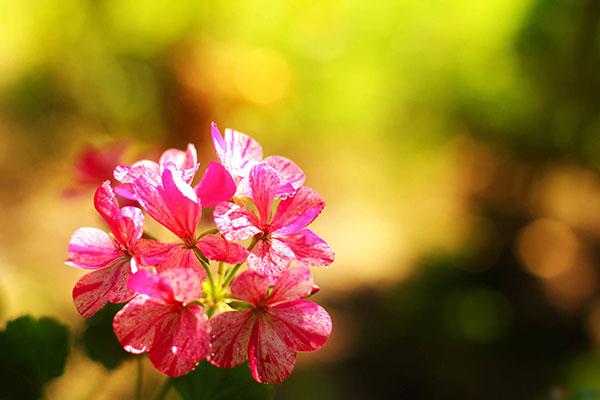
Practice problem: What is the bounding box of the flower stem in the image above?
[197,227,219,239]
[135,356,143,400]
[153,379,171,400]
[223,237,259,287]
[193,248,215,293]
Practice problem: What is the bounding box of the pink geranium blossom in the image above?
[214,163,334,276]
[208,265,332,384]
[211,123,305,198]
[114,144,199,200]
[132,163,247,272]
[113,268,209,377]
[66,181,145,317]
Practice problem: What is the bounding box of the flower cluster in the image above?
[66,123,334,383]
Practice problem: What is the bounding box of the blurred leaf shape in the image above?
[0,315,69,400]
[172,361,275,400]
[81,303,134,370]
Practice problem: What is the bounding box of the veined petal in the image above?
[265,156,305,197]
[212,123,263,182]
[128,269,174,302]
[120,206,144,242]
[269,300,332,352]
[247,237,294,277]
[195,162,236,207]
[135,239,179,266]
[281,229,335,266]
[157,246,205,278]
[73,259,134,318]
[66,227,121,269]
[149,305,208,377]
[271,187,325,235]
[267,264,314,304]
[214,202,261,241]
[197,234,249,264]
[113,295,174,354]
[249,164,280,224]
[207,310,255,368]
[159,144,198,184]
[230,270,270,305]
[133,168,200,240]
[248,316,296,384]
[114,160,160,184]
[160,267,203,305]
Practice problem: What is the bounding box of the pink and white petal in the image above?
[281,229,335,267]
[247,238,294,277]
[94,181,122,231]
[195,162,236,207]
[128,269,174,302]
[249,164,280,223]
[160,267,203,305]
[159,144,198,183]
[223,128,263,178]
[120,206,144,241]
[230,270,271,305]
[113,296,174,354]
[133,168,200,240]
[149,305,209,377]
[214,202,261,242]
[269,300,332,352]
[197,234,249,264]
[73,259,135,318]
[267,264,314,304]
[66,227,121,269]
[135,239,179,266]
[114,160,160,184]
[264,156,305,197]
[113,183,138,201]
[211,122,227,164]
[208,310,255,368]
[157,247,205,279]
[248,316,296,384]
[235,176,253,198]
[271,187,325,234]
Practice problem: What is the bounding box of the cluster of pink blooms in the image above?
[66,123,334,384]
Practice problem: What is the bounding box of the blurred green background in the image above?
[1,0,600,398]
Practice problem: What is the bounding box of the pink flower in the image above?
[208,265,332,384]
[113,268,209,377]
[214,163,334,276]
[132,163,247,272]
[114,144,199,200]
[211,123,305,198]
[66,181,145,318]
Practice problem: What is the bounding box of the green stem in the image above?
[153,379,171,400]
[193,248,215,293]
[135,357,143,400]
[223,237,259,287]
[197,227,219,239]
[217,262,224,286]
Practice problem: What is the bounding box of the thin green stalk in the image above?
[153,379,171,400]
[135,357,143,400]
[197,227,219,239]
[193,248,215,293]
[223,237,259,287]
[217,262,224,286]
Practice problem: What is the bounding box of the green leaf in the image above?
[172,361,275,400]
[80,303,134,369]
[0,315,70,400]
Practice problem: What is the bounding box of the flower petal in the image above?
[160,267,203,305]
[128,269,174,302]
[197,234,249,264]
[133,168,201,240]
[149,305,209,377]
[247,237,294,277]
[114,160,161,184]
[214,202,261,241]
[281,229,335,266]
[249,163,280,223]
[195,162,236,207]
[207,310,255,368]
[113,295,173,354]
[269,300,332,352]
[265,156,305,197]
[159,144,198,183]
[212,123,263,183]
[230,270,270,305]
[66,227,120,269]
[248,316,296,384]
[73,259,134,318]
[135,239,179,266]
[267,264,314,304]
[271,187,325,234]
[157,246,205,277]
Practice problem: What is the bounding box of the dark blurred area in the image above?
[1,0,600,399]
